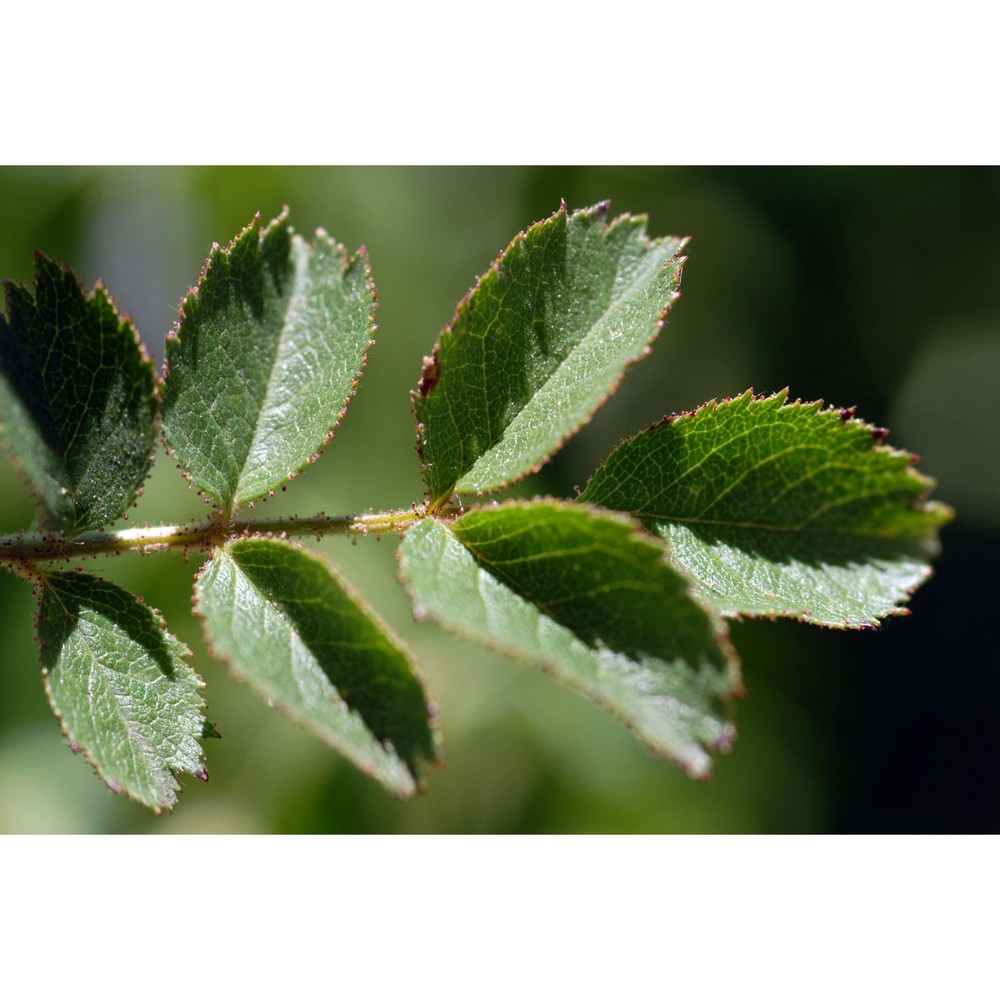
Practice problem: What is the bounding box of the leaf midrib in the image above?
[45,580,167,799]
[633,506,937,541]
[456,242,675,492]
[233,238,305,503]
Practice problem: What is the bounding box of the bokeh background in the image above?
[0,166,996,834]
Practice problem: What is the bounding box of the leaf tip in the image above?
[714,725,738,754]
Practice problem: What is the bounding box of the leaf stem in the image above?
[0,506,442,566]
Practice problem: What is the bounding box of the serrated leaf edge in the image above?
[193,537,442,797]
[397,500,743,778]
[579,387,955,540]
[33,569,211,814]
[412,201,689,508]
[576,388,953,630]
[162,210,378,510]
[0,255,158,535]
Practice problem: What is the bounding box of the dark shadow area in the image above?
[40,572,179,679]
[1,166,995,833]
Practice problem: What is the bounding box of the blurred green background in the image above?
[0,166,996,834]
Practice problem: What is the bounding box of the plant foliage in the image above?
[0,255,156,535]
[0,203,952,812]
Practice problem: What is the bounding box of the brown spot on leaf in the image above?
[418,354,440,397]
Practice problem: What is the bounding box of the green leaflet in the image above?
[37,571,212,812]
[0,254,157,535]
[162,211,376,509]
[578,390,954,627]
[399,504,740,779]
[0,196,959,815]
[413,202,687,507]
[196,538,439,797]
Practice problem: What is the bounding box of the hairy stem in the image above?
[0,506,439,566]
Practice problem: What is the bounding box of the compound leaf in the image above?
[196,538,439,797]
[578,389,954,627]
[0,255,157,535]
[37,571,212,812]
[413,202,687,507]
[399,503,740,779]
[163,210,375,508]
